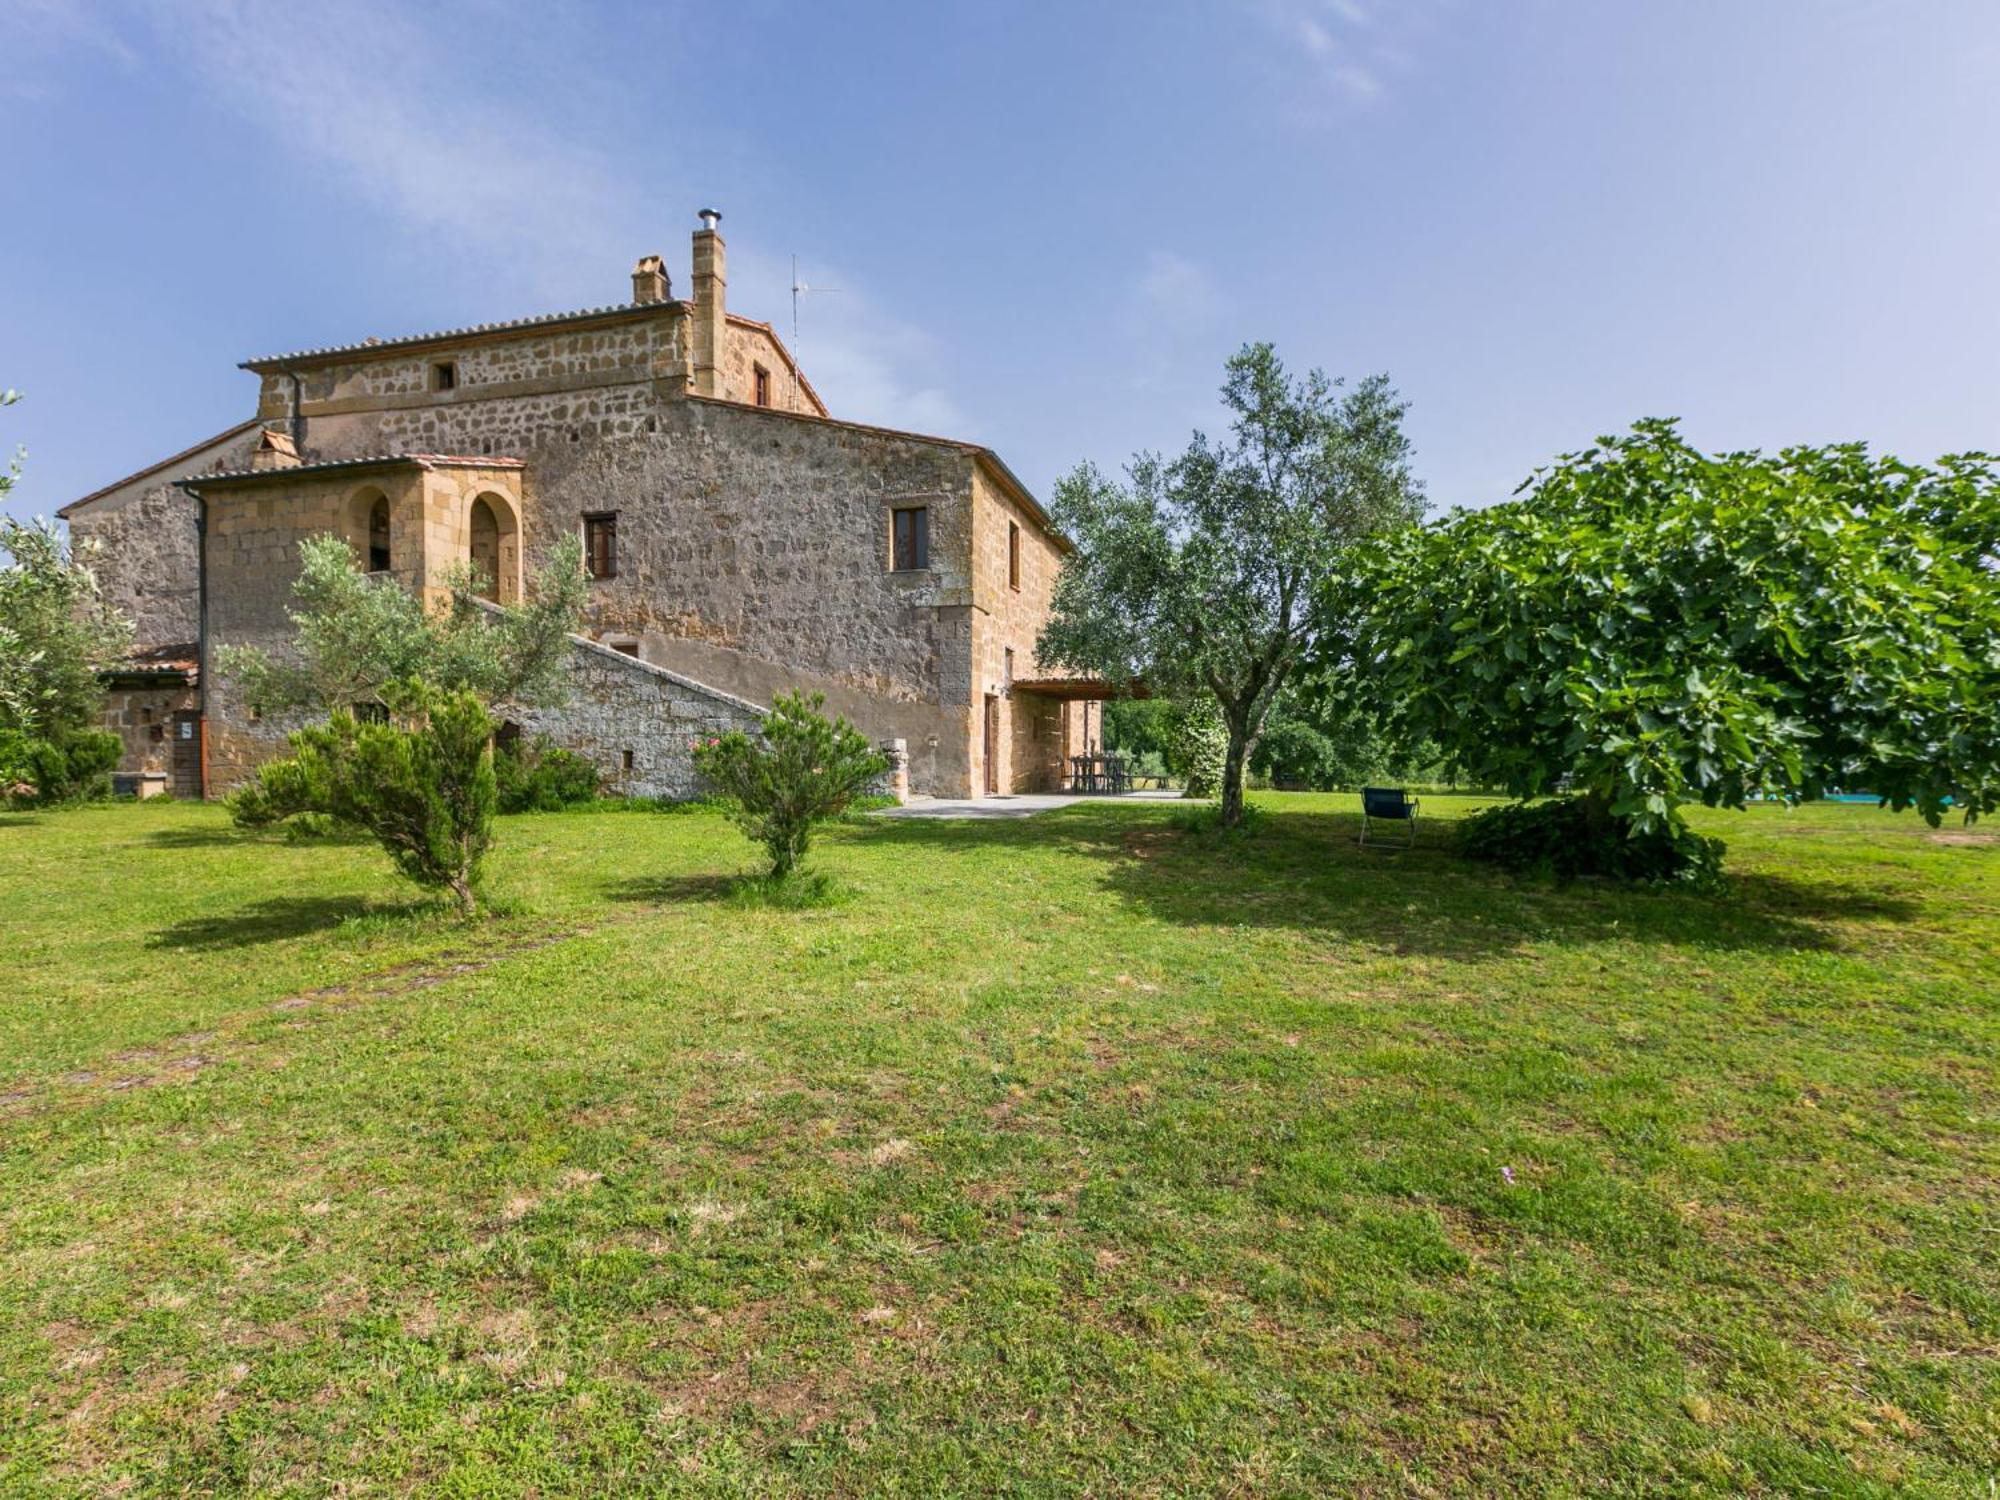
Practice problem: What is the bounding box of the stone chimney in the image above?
[631,254,670,304]
[690,208,726,397]
[249,427,301,471]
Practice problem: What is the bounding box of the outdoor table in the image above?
[1069,753,1127,794]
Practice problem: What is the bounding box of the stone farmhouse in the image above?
[61,211,1100,802]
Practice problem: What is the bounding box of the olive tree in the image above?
[218,533,587,715]
[1331,420,2000,873]
[0,394,132,803]
[1037,343,1424,825]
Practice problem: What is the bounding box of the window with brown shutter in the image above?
[892,506,929,571]
[753,364,771,408]
[1008,521,1021,590]
[583,512,618,580]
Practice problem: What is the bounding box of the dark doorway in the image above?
[983,694,999,795]
[170,711,203,799]
[367,496,392,573]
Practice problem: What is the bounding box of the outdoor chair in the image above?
[1359,786,1420,848]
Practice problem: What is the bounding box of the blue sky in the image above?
[5,0,1997,523]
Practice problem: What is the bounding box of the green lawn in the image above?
[1,794,1995,1495]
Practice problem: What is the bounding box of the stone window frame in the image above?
[1008,520,1022,591]
[430,359,459,392]
[752,362,772,408]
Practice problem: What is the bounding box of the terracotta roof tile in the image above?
[176,453,526,489]
[239,302,679,371]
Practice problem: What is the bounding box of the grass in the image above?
[0,793,1995,1495]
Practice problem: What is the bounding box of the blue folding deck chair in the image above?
[1359,786,1419,849]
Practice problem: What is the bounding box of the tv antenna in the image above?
[790,253,839,410]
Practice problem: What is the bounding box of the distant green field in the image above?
[1,795,1994,1495]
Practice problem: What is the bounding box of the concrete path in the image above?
[874,790,1183,820]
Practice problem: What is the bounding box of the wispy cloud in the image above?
[126,0,648,301]
[11,0,968,436]
[1247,0,1443,110]
[739,251,970,437]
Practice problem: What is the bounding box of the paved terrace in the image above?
[874,789,1184,820]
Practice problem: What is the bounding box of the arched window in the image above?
[367,496,391,573]
[469,498,500,602]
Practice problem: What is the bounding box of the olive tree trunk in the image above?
[1219,721,1253,827]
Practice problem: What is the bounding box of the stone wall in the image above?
[64,424,261,649]
[100,682,198,782]
[302,390,991,796]
[720,317,824,415]
[504,631,765,801]
[258,310,682,421]
[969,465,1091,793]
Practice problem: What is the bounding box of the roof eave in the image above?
[680,394,1072,555]
[972,450,1072,555]
[176,453,527,492]
[57,419,263,518]
[238,300,688,374]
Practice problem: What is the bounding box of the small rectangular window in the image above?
[753,364,771,408]
[1008,521,1021,590]
[891,506,929,571]
[432,360,458,391]
[1004,647,1014,686]
[621,749,635,772]
[583,512,618,580]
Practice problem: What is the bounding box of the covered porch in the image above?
[1011,676,1151,794]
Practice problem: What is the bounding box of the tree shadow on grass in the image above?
[147,895,433,951]
[846,803,1920,960]
[598,873,739,905]
[142,826,249,848]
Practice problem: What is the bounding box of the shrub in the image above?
[1456,797,1727,890]
[495,736,601,813]
[693,692,887,879]
[1252,718,1344,791]
[1,728,121,807]
[1164,697,1228,799]
[229,679,498,914]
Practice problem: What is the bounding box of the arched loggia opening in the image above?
[467,491,521,603]
[470,497,501,602]
[345,486,393,574]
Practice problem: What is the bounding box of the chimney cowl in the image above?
[697,207,721,232]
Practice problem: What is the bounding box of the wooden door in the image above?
[983,695,999,795]
[170,711,203,799]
